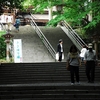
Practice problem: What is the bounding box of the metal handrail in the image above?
[61,20,87,51]
[30,14,56,59]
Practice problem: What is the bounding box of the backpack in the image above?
[16,19,20,24]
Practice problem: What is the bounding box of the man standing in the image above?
[57,39,64,62]
[84,43,98,83]
[6,14,13,31]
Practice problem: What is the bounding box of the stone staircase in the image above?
[0,62,100,100]
[10,25,74,62]
[40,26,74,61]
[11,25,55,62]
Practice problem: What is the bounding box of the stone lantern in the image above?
[2,32,14,62]
[56,0,65,13]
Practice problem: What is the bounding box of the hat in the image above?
[59,39,63,43]
[88,43,92,48]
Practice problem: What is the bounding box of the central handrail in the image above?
[30,14,56,59]
[61,20,87,51]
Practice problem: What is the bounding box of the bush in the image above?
[0,37,6,59]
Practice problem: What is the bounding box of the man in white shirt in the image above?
[84,43,98,83]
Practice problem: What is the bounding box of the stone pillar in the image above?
[93,41,98,57]
[92,34,100,59]
[48,7,53,21]
[2,32,14,62]
[5,40,10,61]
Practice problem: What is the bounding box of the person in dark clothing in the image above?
[57,39,64,62]
[84,43,98,83]
[14,16,20,32]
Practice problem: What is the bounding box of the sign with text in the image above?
[14,39,22,63]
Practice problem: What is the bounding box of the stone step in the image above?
[0,62,100,84]
[0,62,100,100]
[0,85,100,100]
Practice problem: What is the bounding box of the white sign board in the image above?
[14,39,22,63]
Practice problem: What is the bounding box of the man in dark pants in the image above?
[84,43,98,83]
[57,39,64,62]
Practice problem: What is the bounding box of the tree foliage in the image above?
[0,0,24,14]
[28,0,100,36]
[0,0,100,37]
[0,37,6,59]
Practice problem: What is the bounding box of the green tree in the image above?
[0,0,24,15]
[0,37,6,59]
[0,31,6,59]
[28,0,100,37]
[0,0,100,37]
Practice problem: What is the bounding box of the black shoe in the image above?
[90,81,94,83]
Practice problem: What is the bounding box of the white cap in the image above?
[88,43,92,48]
